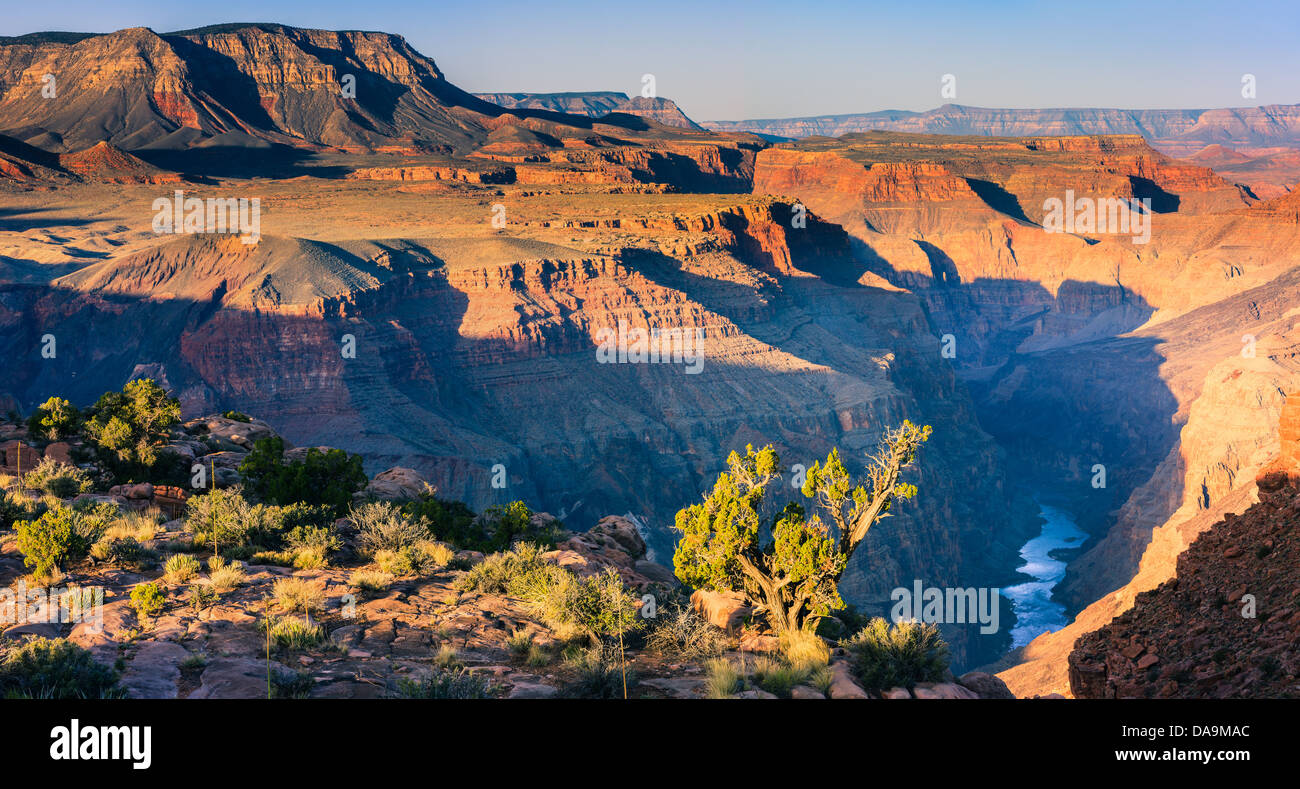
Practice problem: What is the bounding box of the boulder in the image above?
[1,440,41,472]
[957,670,1016,699]
[912,682,980,699]
[690,589,751,633]
[791,684,826,699]
[43,442,74,464]
[364,467,429,501]
[881,687,912,699]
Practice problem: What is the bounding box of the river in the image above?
[1001,501,1089,648]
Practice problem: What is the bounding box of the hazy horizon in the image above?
[2,0,1299,122]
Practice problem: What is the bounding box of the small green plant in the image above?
[263,615,325,650]
[269,668,315,698]
[23,457,92,498]
[221,410,251,423]
[507,630,533,658]
[179,652,208,671]
[433,644,462,670]
[392,667,493,699]
[129,582,166,621]
[272,577,325,615]
[349,569,394,593]
[188,583,218,613]
[526,644,552,667]
[0,638,124,699]
[352,501,430,556]
[750,655,811,699]
[207,556,246,593]
[163,553,201,584]
[704,657,743,699]
[841,618,950,692]
[560,644,636,699]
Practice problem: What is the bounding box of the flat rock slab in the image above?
[190,657,287,699]
[640,677,706,699]
[121,641,190,699]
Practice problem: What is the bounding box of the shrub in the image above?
[750,655,811,699]
[103,508,164,543]
[129,582,166,620]
[26,397,81,442]
[250,550,296,567]
[221,410,251,423]
[473,500,564,552]
[506,630,533,657]
[526,645,552,667]
[349,569,393,593]
[782,629,831,669]
[272,577,325,614]
[188,583,217,613]
[238,437,367,515]
[393,667,494,699]
[163,554,201,584]
[645,602,728,659]
[285,524,340,557]
[560,644,636,699]
[207,556,246,593]
[1,490,46,531]
[352,501,429,556]
[0,638,123,699]
[15,505,87,580]
[91,537,159,571]
[374,541,452,577]
[399,492,479,549]
[704,658,743,699]
[264,616,324,650]
[269,668,314,698]
[23,457,92,498]
[842,618,950,692]
[455,542,549,594]
[82,379,180,469]
[185,487,281,553]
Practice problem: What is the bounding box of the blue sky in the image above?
[4,0,1298,121]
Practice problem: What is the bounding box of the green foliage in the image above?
[750,655,812,698]
[474,500,562,552]
[457,544,643,642]
[842,618,950,692]
[0,638,124,699]
[373,542,453,577]
[399,492,480,549]
[393,667,494,699]
[349,569,394,593]
[1,490,46,532]
[272,577,325,614]
[207,556,246,593]
[163,553,201,584]
[263,616,324,650]
[269,668,314,698]
[129,582,166,620]
[92,536,159,571]
[238,437,367,515]
[221,410,251,423]
[15,504,92,579]
[26,397,80,442]
[83,379,180,469]
[352,501,430,556]
[704,658,743,698]
[672,422,931,637]
[184,486,282,552]
[560,643,637,699]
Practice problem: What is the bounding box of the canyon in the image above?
[3,23,1299,689]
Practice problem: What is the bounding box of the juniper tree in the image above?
[672,421,931,639]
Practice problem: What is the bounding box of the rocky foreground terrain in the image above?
[1067,395,1300,698]
[0,413,1012,700]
